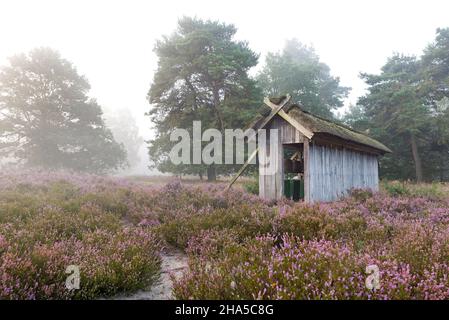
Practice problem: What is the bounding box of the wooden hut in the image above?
[230,96,392,202]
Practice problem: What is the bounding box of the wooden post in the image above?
[226,147,259,191]
[226,96,290,191]
[304,138,310,203]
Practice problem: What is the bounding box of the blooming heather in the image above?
[170,188,449,300]
[1,170,448,300]
[0,170,161,299]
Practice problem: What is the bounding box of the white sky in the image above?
[1,0,448,172]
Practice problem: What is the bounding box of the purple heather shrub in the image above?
[174,235,449,300]
[0,170,161,299]
[171,187,449,300]
[1,170,449,300]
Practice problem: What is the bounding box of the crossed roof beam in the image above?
[226,95,313,190]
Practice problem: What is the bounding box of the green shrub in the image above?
[158,204,275,249]
[382,180,448,199]
[243,179,259,195]
[382,181,410,196]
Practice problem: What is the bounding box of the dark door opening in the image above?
[283,143,304,201]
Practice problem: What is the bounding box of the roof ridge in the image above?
[287,104,368,136]
[286,105,392,153]
[254,96,392,153]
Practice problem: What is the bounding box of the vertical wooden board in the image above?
[258,130,270,199]
[323,146,326,201]
[284,121,290,143]
[273,119,283,200]
[314,145,319,202]
[332,147,337,200]
[319,145,324,201]
[309,144,316,202]
[266,138,274,200]
[258,120,285,201]
[304,139,310,203]
[276,141,284,200]
[258,135,266,199]
[258,148,265,199]
[339,147,345,198]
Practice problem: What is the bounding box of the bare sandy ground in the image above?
[114,248,188,300]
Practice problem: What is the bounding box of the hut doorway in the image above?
[283,144,304,201]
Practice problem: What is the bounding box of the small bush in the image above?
[0,228,161,300]
[382,181,410,197]
[243,179,259,195]
[350,188,374,202]
[382,180,448,200]
[157,204,275,249]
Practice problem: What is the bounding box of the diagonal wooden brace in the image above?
[226,95,292,191]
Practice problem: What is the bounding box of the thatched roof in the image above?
[250,97,392,154]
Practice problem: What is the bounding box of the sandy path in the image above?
[115,248,188,300]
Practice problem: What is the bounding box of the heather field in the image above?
[0,171,448,299]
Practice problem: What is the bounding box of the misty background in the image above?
[1,0,448,175]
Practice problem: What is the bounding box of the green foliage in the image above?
[381,180,447,199]
[257,39,350,119]
[243,179,259,195]
[358,54,429,182]
[147,17,262,179]
[0,48,127,174]
[381,181,410,197]
[345,28,449,182]
[158,205,274,249]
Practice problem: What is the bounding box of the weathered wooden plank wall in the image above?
[258,120,284,200]
[273,117,305,144]
[308,143,379,202]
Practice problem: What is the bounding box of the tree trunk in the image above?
[207,165,217,181]
[410,134,423,182]
[212,88,225,133]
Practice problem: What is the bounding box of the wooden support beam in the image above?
[290,150,301,161]
[226,147,259,191]
[227,96,292,191]
[263,98,314,139]
[244,95,291,140]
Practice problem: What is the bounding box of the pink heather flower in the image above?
[0,235,6,249]
[278,205,288,218]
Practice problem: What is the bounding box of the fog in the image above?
[1,0,448,174]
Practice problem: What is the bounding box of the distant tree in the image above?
[420,28,449,181]
[147,17,261,180]
[257,39,350,119]
[103,108,144,173]
[342,104,371,132]
[358,55,430,182]
[0,48,126,173]
[421,28,449,106]
[351,28,449,182]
